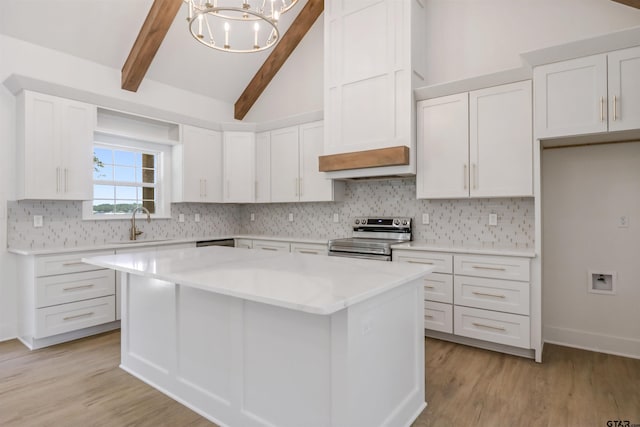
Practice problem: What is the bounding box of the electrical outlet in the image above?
[33,215,43,228]
[194,213,200,223]
[618,215,629,228]
[333,213,339,223]
[250,213,255,221]
[288,213,294,222]
[178,213,185,223]
[422,213,430,225]
[489,213,498,226]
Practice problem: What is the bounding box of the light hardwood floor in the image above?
[1,331,638,427]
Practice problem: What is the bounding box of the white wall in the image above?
[0,35,235,341]
[423,0,640,86]
[542,142,640,358]
[242,16,324,123]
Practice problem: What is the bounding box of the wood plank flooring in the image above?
[1,331,638,426]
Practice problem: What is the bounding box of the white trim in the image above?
[544,325,640,360]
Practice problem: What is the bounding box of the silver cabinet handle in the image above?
[600,96,605,122]
[298,250,318,255]
[62,261,84,266]
[472,322,506,332]
[408,260,433,265]
[425,314,435,319]
[63,284,95,291]
[463,164,468,190]
[63,312,94,321]
[424,284,435,289]
[471,265,506,271]
[260,247,278,251]
[471,291,506,299]
[613,95,618,121]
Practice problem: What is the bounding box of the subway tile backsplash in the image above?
[7,178,534,250]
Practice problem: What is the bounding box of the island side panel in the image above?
[332,278,426,427]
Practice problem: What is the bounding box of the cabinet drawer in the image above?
[423,273,453,304]
[252,240,290,252]
[393,250,453,274]
[424,301,453,333]
[454,306,530,349]
[36,250,115,277]
[235,239,253,249]
[454,254,529,281]
[290,242,327,256]
[35,296,116,339]
[454,276,529,315]
[36,269,115,308]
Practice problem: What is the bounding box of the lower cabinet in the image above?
[17,249,118,349]
[234,238,328,255]
[393,249,532,355]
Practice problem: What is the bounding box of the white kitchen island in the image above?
[84,246,433,427]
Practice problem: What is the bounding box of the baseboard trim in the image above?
[424,330,536,360]
[544,325,640,360]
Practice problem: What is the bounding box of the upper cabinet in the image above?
[323,0,426,178]
[17,91,95,200]
[534,46,640,139]
[255,131,271,203]
[270,121,344,203]
[223,131,255,203]
[417,81,533,199]
[173,125,223,203]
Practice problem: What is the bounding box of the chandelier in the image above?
[184,1,298,53]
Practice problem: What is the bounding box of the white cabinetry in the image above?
[290,242,328,256]
[323,0,426,178]
[234,238,328,255]
[17,249,118,349]
[16,91,95,200]
[393,249,533,355]
[223,131,255,202]
[252,240,290,252]
[173,125,222,203]
[270,122,343,202]
[534,46,640,138]
[417,81,533,199]
[255,131,271,203]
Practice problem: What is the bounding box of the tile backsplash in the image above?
[7,178,534,250]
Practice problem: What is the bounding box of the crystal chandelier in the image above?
[185,1,298,53]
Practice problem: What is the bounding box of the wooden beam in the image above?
[122,0,183,92]
[318,146,410,172]
[611,0,640,8]
[234,0,324,120]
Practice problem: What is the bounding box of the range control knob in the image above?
[362,218,367,224]
[355,219,360,225]
[402,219,408,225]
[393,219,400,225]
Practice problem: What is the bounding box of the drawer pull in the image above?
[63,284,95,291]
[63,312,94,321]
[471,291,506,299]
[408,260,434,265]
[424,284,435,289]
[471,265,506,271]
[425,314,434,319]
[260,247,278,251]
[298,250,318,255]
[62,261,85,266]
[472,322,506,332]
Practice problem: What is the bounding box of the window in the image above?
[83,139,172,220]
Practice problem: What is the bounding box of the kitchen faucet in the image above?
[130,206,151,240]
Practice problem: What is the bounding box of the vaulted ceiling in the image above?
[0,0,311,106]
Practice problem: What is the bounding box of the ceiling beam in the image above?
[122,0,183,92]
[234,0,324,120]
[611,0,640,8]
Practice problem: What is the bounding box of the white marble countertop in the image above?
[7,235,330,256]
[83,246,433,315]
[391,242,536,258]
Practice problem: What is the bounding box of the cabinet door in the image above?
[59,99,95,200]
[470,81,533,197]
[255,131,271,203]
[223,132,255,202]
[180,126,222,202]
[608,46,640,132]
[299,121,334,202]
[417,93,469,199]
[534,54,608,138]
[270,126,299,202]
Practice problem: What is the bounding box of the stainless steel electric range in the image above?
[328,217,412,261]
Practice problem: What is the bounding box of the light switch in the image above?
[194,213,201,222]
[422,213,429,225]
[179,213,185,223]
[33,215,43,228]
[489,213,498,226]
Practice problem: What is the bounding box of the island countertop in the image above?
[83,246,433,315]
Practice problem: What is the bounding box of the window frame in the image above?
[82,138,173,220]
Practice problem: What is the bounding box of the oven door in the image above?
[328,251,391,261]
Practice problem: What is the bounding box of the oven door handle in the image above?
[328,251,390,261]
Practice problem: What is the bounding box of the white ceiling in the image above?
[0,0,308,104]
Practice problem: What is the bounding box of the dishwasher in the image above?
[195,239,235,248]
